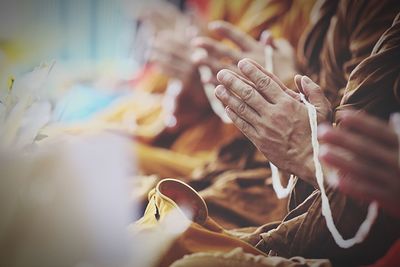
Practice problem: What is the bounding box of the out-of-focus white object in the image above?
[0,66,137,267]
[200,66,232,123]
[300,93,378,249]
[128,209,191,267]
[264,45,295,199]
[162,79,183,128]
[0,133,135,267]
[193,48,232,124]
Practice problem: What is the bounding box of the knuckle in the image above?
[242,87,254,101]
[238,102,247,115]
[256,76,271,89]
[240,121,248,132]
[229,111,238,123]
[280,96,293,106]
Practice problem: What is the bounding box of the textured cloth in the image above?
[134,179,331,267]
[297,0,400,107]
[134,179,267,267]
[171,248,331,267]
[193,139,288,229]
[337,12,400,120]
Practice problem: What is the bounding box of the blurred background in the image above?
[0,0,134,74]
[0,0,155,122]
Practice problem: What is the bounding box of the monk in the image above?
[214,7,400,266]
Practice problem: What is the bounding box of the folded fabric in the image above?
[134,179,266,267]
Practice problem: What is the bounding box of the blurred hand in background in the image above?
[192,20,297,86]
[318,111,400,219]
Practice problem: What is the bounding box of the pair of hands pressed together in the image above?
[215,59,332,187]
[216,58,400,218]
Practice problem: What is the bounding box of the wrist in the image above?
[292,149,317,188]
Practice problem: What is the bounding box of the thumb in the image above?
[301,76,326,108]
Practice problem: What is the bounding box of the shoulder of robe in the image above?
[337,11,400,121]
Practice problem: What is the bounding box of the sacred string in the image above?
[265,44,379,248]
[264,45,295,199]
[299,93,379,249]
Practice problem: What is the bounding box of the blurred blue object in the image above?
[56,84,122,122]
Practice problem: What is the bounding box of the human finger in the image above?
[192,37,242,61]
[318,124,399,169]
[217,69,273,113]
[215,85,261,127]
[339,111,398,148]
[237,59,287,104]
[225,106,259,139]
[208,20,258,51]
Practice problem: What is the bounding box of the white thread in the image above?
[264,45,295,198]
[264,45,274,74]
[270,164,296,199]
[198,65,232,124]
[299,93,378,248]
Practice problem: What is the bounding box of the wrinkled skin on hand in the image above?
[318,111,400,219]
[191,21,296,85]
[215,59,331,186]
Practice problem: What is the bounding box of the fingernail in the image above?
[389,112,400,130]
[319,144,331,159]
[325,168,340,188]
[301,75,312,85]
[191,48,207,62]
[336,109,356,123]
[215,85,226,97]
[238,60,252,73]
[317,124,331,138]
[217,70,228,82]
